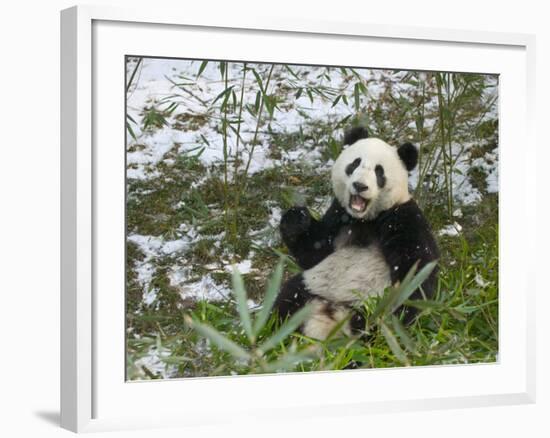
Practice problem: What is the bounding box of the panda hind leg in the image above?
[301,299,352,340]
[273,274,314,322]
[275,274,358,341]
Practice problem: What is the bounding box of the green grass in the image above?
[127,196,498,379]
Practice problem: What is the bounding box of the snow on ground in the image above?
[472,149,499,194]
[127,59,378,182]
[438,222,463,237]
[451,150,484,205]
[132,344,178,379]
[170,269,231,302]
[127,231,232,306]
[224,259,253,275]
[268,206,282,229]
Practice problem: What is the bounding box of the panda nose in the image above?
[353,182,369,193]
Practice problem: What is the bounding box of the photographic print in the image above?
[125,56,498,380]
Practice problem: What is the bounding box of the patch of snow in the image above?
[126,59,384,181]
[242,146,277,175]
[128,234,191,256]
[475,272,491,288]
[472,149,499,194]
[143,287,158,306]
[127,166,160,181]
[170,271,231,301]
[450,147,483,205]
[438,222,463,237]
[161,239,189,255]
[225,259,253,274]
[128,233,194,306]
[132,345,177,379]
[268,206,282,229]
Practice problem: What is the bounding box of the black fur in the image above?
[279,200,350,270]
[274,274,315,321]
[397,142,418,171]
[343,126,369,146]
[276,198,439,327]
[375,164,386,188]
[345,158,361,176]
[373,199,439,323]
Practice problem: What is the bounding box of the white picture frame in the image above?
[60,5,536,433]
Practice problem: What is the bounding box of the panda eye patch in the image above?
[375,164,386,188]
[345,158,361,176]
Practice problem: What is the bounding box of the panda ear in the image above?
[343,126,369,147]
[397,142,418,171]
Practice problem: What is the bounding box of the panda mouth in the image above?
[349,195,369,213]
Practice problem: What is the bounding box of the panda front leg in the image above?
[280,206,334,270]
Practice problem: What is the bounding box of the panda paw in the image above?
[280,206,312,243]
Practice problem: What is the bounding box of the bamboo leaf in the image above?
[393,261,437,311]
[258,305,312,354]
[160,355,192,365]
[221,86,233,110]
[232,268,254,342]
[369,285,400,321]
[254,90,262,113]
[402,299,442,310]
[253,260,284,335]
[197,60,208,78]
[211,86,234,106]
[390,314,417,354]
[184,316,250,360]
[126,57,143,93]
[453,299,498,314]
[126,121,137,141]
[325,312,352,341]
[284,65,300,80]
[260,350,315,373]
[380,320,409,365]
[219,61,226,79]
[251,69,264,94]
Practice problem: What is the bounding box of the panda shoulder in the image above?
[377,199,433,235]
[376,199,440,261]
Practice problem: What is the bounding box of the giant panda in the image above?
[274,127,439,340]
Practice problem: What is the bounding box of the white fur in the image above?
[302,298,351,340]
[302,138,411,340]
[331,138,411,220]
[303,244,391,303]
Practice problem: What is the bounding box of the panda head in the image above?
[331,127,418,220]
